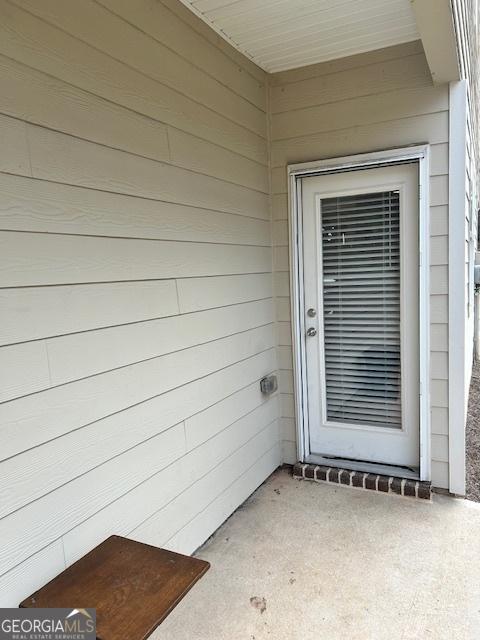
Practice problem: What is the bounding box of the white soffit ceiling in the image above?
[179,0,420,72]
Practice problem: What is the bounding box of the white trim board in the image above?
[287,146,431,482]
[448,80,468,496]
[411,0,461,84]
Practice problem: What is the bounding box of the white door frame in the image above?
[288,145,431,481]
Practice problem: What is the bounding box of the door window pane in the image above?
[321,190,401,428]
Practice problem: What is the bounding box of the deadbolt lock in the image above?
[307,308,317,318]
[306,327,317,337]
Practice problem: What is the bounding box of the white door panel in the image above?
[301,163,420,470]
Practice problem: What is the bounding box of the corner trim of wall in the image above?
[448,79,468,496]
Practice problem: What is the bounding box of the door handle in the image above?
[306,327,317,337]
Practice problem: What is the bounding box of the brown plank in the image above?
[19,535,210,640]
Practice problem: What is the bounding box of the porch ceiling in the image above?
[179,0,420,72]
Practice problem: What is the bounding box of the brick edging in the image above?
[292,462,431,500]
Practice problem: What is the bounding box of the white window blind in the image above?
[321,190,401,429]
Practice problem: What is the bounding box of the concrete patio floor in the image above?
[154,468,480,640]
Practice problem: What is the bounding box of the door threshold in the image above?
[294,462,431,500]
[306,454,419,480]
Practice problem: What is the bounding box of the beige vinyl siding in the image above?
[269,41,450,486]
[0,0,281,606]
[452,0,480,396]
[1,0,473,607]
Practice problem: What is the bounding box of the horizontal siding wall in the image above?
[0,0,281,606]
[269,41,450,488]
[453,0,480,395]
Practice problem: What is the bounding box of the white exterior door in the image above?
[301,163,420,473]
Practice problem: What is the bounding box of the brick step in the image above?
[293,462,431,500]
